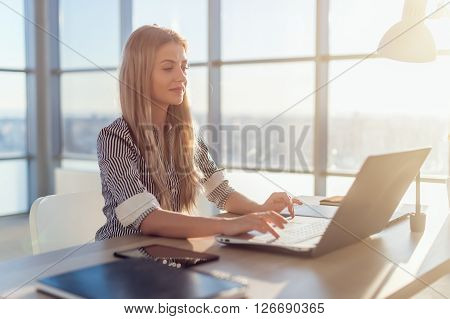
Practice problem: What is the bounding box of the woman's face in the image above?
[151,41,188,107]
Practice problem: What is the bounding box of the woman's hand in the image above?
[220,211,289,238]
[260,192,302,218]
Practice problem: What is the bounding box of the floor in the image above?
[0,213,32,263]
[0,213,448,298]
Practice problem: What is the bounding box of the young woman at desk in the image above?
[96,25,300,241]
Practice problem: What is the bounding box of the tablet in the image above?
[114,244,219,268]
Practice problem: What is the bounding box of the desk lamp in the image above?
[377,0,437,62]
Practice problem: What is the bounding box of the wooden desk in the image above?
[1,198,449,299]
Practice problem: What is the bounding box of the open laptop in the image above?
[216,148,431,257]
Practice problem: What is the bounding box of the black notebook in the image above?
[36,258,246,299]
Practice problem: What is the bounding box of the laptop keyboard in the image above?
[252,218,330,245]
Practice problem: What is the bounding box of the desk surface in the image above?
[1,197,449,299]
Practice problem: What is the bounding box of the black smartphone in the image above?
[114,244,219,268]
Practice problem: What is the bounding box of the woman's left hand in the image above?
[260,192,302,219]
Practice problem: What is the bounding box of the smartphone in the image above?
[114,244,219,268]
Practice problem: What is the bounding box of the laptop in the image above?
[216,148,431,257]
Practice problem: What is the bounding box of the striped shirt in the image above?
[95,117,235,240]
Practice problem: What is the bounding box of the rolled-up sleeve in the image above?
[195,136,235,209]
[97,128,160,230]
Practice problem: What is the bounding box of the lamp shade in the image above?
[377,0,437,62]
[377,20,436,62]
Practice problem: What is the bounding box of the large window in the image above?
[5,0,446,214]
[61,71,119,155]
[220,0,316,189]
[59,0,120,69]
[57,0,449,203]
[0,0,25,69]
[221,62,315,171]
[221,0,315,60]
[326,0,450,205]
[59,0,121,161]
[0,0,28,216]
[61,0,209,167]
[329,0,404,55]
[328,57,450,176]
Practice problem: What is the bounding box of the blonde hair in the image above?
[119,25,199,212]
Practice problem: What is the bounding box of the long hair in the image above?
[119,25,200,212]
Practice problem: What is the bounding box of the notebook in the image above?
[36,258,246,299]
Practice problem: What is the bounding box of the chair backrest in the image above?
[194,191,217,216]
[31,168,217,254]
[29,191,106,254]
[54,167,101,194]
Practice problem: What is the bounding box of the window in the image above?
[0,160,28,214]
[59,0,120,69]
[0,0,28,215]
[0,72,27,156]
[59,0,121,160]
[221,62,315,171]
[328,57,450,177]
[59,0,209,161]
[228,170,314,202]
[219,0,316,179]
[61,71,119,155]
[0,0,25,69]
[185,66,208,127]
[329,0,404,55]
[221,0,316,60]
[327,0,449,205]
[19,0,448,214]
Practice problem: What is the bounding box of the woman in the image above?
[96,25,301,241]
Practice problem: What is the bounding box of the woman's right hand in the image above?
[220,211,289,238]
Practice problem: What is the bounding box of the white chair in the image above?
[193,190,217,216]
[29,191,106,254]
[54,167,218,215]
[54,167,102,194]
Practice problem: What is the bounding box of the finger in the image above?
[255,224,268,234]
[281,193,295,219]
[272,192,285,201]
[253,217,282,239]
[272,192,291,203]
[270,192,283,199]
[254,219,270,233]
[268,210,289,226]
[260,220,280,239]
[271,194,294,217]
[261,211,287,229]
[293,198,302,205]
[263,210,289,228]
[289,204,295,219]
